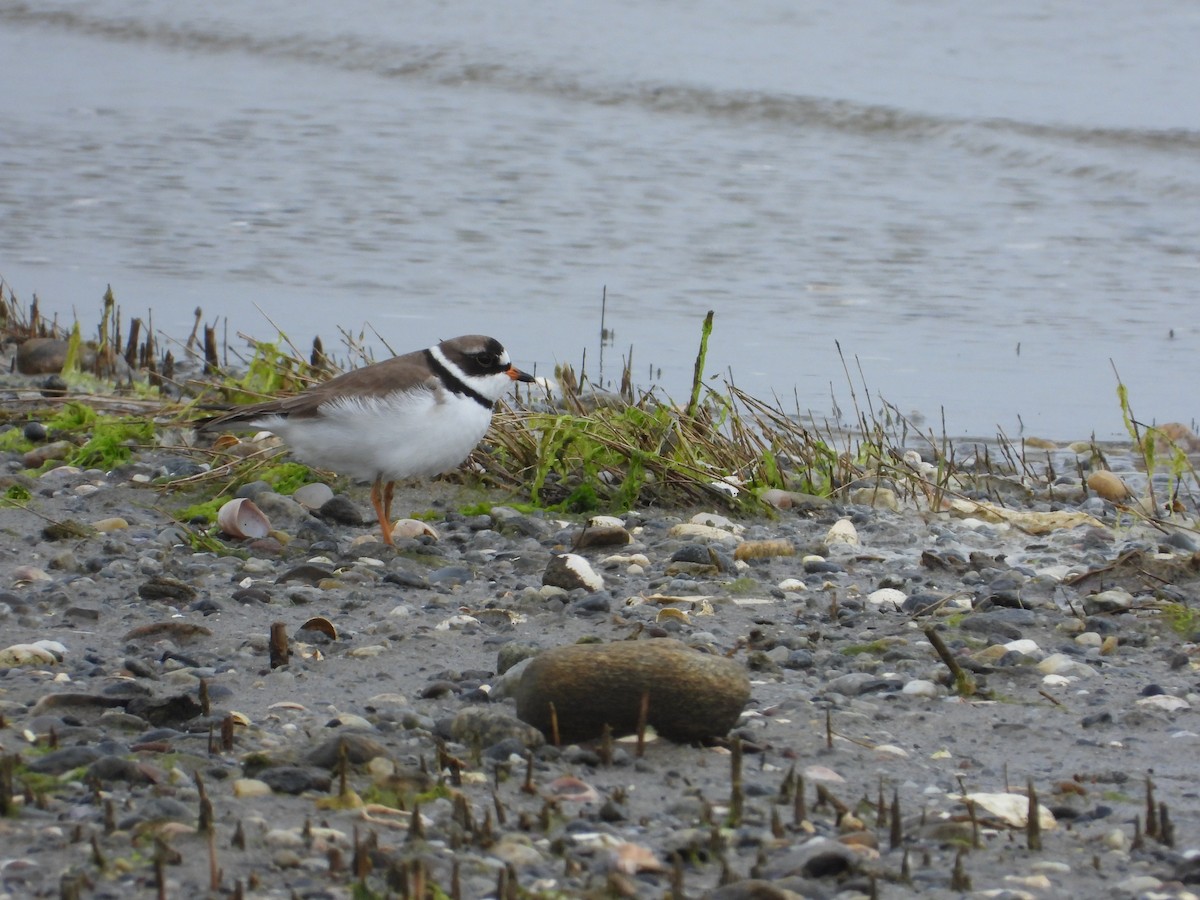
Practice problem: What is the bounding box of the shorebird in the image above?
[199,334,534,544]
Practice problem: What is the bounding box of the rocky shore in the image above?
[2,394,1200,899]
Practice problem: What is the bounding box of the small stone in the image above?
[543,553,604,592]
[24,440,73,468]
[1087,470,1131,502]
[1037,654,1097,678]
[305,734,388,768]
[232,778,274,798]
[138,576,198,603]
[318,495,364,526]
[867,588,906,608]
[450,707,545,751]
[824,518,859,547]
[668,523,740,544]
[16,338,72,374]
[91,517,130,533]
[0,643,59,666]
[576,516,632,548]
[848,487,899,511]
[1136,695,1190,712]
[902,679,940,698]
[22,421,48,442]
[1083,589,1133,615]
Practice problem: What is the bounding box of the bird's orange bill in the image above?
[507,366,536,383]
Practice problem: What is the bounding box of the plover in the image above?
[199,334,534,544]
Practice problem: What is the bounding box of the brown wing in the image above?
[198,347,437,430]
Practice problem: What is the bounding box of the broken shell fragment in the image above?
[299,616,339,640]
[390,518,439,541]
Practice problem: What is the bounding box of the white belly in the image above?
[257,391,494,482]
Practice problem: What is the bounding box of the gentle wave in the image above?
[5,2,1199,158]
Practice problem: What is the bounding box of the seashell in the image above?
[299,616,338,640]
[12,566,52,586]
[962,792,1056,830]
[609,841,666,875]
[217,498,271,539]
[210,433,241,452]
[292,482,334,510]
[656,607,691,625]
[390,518,439,541]
[546,776,601,804]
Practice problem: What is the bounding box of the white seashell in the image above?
[390,518,439,541]
[217,498,271,539]
[962,792,1056,830]
[292,483,334,510]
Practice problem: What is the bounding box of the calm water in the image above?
[2,0,1198,438]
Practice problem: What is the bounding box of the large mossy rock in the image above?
[512,638,750,743]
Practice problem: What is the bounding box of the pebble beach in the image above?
[2,350,1200,900]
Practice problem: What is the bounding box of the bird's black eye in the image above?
[475,352,499,368]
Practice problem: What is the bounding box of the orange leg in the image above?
[370,477,395,545]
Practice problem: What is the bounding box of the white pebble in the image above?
[1037,653,1097,678]
[1041,674,1075,687]
[902,679,940,698]
[1136,695,1190,712]
[778,578,806,592]
[1116,876,1162,894]
[233,778,273,798]
[868,588,906,607]
[688,512,744,534]
[668,523,740,544]
[1074,632,1103,649]
[1003,639,1042,657]
[824,518,859,547]
[1103,828,1130,851]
